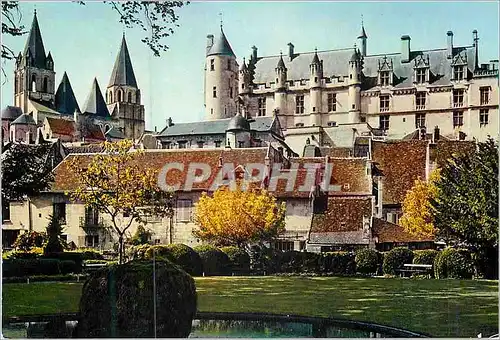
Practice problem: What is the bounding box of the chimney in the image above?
[287,43,294,60]
[401,35,411,63]
[473,30,479,70]
[167,117,173,127]
[433,126,440,142]
[251,46,257,62]
[206,34,214,53]
[447,31,453,59]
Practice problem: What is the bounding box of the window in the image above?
[480,109,489,127]
[416,92,426,110]
[379,115,390,131]
[197,141,204,148]
[238,141,245,148]
[453,89,464,107]
[109,91,113,103]
[178,141,187,149]
[274,240,294,251]
[42,77,48,92]
[314,77,318,83]
[229,84,233,99]
[241,83,245,90]
[415,113,426,128]
[453,111,463,128]
[258,97,266,116]
[327,93,336,112]
[379,95,390,112]
[53,203,66,224]
[212,86,217,98]
[327,121,337,127]
[215,141,221,148]
[176,199,192,222]
[295,95,304,114]
[128,92,132,103]
[30,74,36,92]
[453,66,464,81]
[295,123,304,127]
[85,206,99,226]
[210,59,215,71]
[211,108,214,115]
[2,201,10,221]
[416,68,426,83]
[136,92,140,104]
[380,71,390,86]
[85,235,99,248]
[227,59,231,70]
[480,87,490,105]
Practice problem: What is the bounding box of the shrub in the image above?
[278,251,302,273]
[248,245,282,274]
[130,225,152,246]
[38,259,61,275]
[44,252,83,273]
[3,274,89,284]
[355,248,380,274]
[144,244,203,276]
[319,252,356,275]
[60,260,77,274]
[43,215,65,255]
[220,247,251,274]
[299,251,320,273]
[76,260,197,338]
[72,249,104,260]
[193,245,230,276]
[5,247,44,259]
[413,250,439,265]
[127,244,151,260]
[13,231,46,251]
[382,247,414,275]
[434,248,474,279]
[2,258,61,277]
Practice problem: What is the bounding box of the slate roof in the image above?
[82,78,111,118]
[207,27,236,57]
[63,143,105,155]
[159,116,275,137]
[2,106,23,121]
[30,100,59,115]
[227,114,250,131]
[250,44,476,90]
[12,113,36,125]
[22,12,47,69]
[372,217,434,243]
[55,72,80,115]
[108,35,138,88]
[105,126,126,140]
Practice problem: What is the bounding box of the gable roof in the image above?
[46,117,75,136]
[22,12,47,69]
[108,35,138,88]
[82,78,110,118]
[207,27,236,57]
[55,72,80,115]
[12,113,36,125]
[372,217,434,243]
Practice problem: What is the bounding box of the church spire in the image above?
[83,78,110,117]
[108,35,138,88]
[22,10,47,69]
[55,72,80,115]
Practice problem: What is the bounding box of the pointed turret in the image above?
[276,53,286,70]
[55,72,80,115]
[82,78,110,117]
[275,52,288,91]
[108,35,138,88]
[22,10,47,69]
[357,18,368,57]
[46,51,53,70]
[239,58,252,95]
[206,26,236,57]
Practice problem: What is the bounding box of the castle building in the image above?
[202,23,498,154]
[2,11,146,145]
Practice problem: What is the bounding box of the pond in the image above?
[2,313,427,338]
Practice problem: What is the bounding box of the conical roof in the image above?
[239,58,248,72]
[227,113,250,131]
[82,78,110,117]
[358,24,367,39]
[311,50,321,65]
[276,53,286,69]
[22,11,47,69]
[55,72,80,115]
[207,27,236,57]
[108,35,138,88]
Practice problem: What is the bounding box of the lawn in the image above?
[3,277,498,337]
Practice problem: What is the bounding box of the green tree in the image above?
[44,214,66,254]
[431,137,498,278]
[130,225,152,246]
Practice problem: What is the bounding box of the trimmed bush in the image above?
[145,244,202,276]
[3,274,89,284]
[44,252,83,273]
[74,249,105,260]
[434,248,474,279]
[60,260,77,274]
[193,245,230,276]
[382,247,414,275]
[278,251,302,273]
[2,258,62,277]
[319,252,356,275]
[76,260,197,338]
[248,245,282,274]
[300,251,321,273]
[5,247,44,259]
[38,259,61,275]
[413,250,439,265]
[355,248,380,274]
[221,247,251,274]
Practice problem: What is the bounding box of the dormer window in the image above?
[454,66,464,81]
[416,68,426,83]
[413,54,430,84]
[451,52,468,81]
[377,56,393,87]
[380,71,390,86]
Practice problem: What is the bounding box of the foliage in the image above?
[220,246,251,274]
[193,245,230,276]
[76,260,197,338]
[68,140,174,264]
[399,169,440,238]
[2,258,60,277]
[434,248,474,279]
[382,247,414,275]
[59,260,78,274]
[13,231,46,251]
[145,244,202,276]
[127,243,151,260]
[43,215,65,255]
[355,248,380,274]
[43,252,84,273]
[3,247,43,259]
[319,252,356,275]
[75,249,105,260]
[1,143,55,201]
[431,138,498,279]
[2,273,89,284]
[193,186,286,248]
[248,245,282,274]
[413,250,439,265]
[130,225,152,245]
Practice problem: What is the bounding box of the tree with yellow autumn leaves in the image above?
[68,140,173,264]
[399,169,440,238]
[193,186,286,249]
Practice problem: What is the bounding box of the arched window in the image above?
[128,92,132,103]
[14,75,18,94]
[30,74,36,92]
[117,90,122,102]
[43,77,48,93]
[109,91,113,103]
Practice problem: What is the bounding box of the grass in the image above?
[3,277,498,337]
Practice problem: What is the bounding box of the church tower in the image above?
[106,35,145,140]
[14,10,56,116]
[204,25,238,120]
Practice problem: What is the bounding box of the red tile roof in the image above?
[372,217,434,243]
[46,117,75,136]
[372,140,428,205]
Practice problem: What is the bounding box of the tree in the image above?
[431,137,498,278]
[193,186,286,249]
[399,169,440,238]
[130,225,152,246]
[13,231,46,251]
[44,214,65,254]
[68,140,174,264]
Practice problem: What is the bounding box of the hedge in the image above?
[2,258,61,277]
[44,252,83,273]
[248,246,282,274]
[355,248,380,274]
[145,244,202,276]
[319,252,356,275]
[434,248,474,279]
[220,247,251,274]
[3,247,44,259]
[413,250,439,265]
[193,245,230,276]
[382,247,414,275]
[3,274,89,284]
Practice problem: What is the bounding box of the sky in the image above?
[1,1,499,131]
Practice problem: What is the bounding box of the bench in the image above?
[397,264,432,278]
[83,263,107,272]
